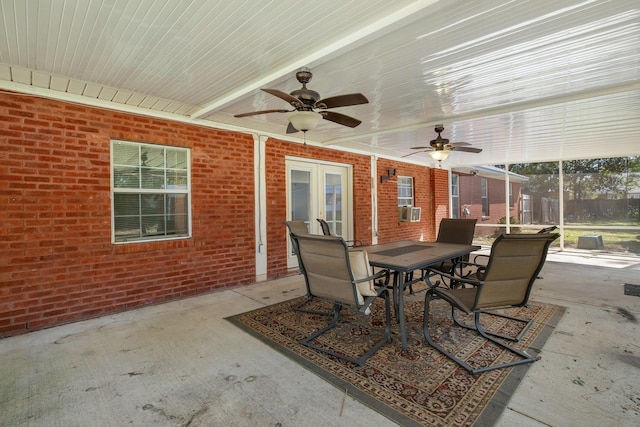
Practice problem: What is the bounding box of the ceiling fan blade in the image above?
[315,93,368,109]
[402,150,431,158]
[454,146,483,153]
[450,141,471,147]
[321,111,362,128]
[262,88,302,107]
[286,122,299,134]
[410,146,430,150]
[234,109,290,118]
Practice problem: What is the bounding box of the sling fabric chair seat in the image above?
[470,225,558,281]
[429,218,477,273]
[284,220,330,316]
[423,232,560,374]
[418,218,477,291]
[291,233,391,366]
[472,225,558,267]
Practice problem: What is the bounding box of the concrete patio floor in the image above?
[1,250,639,426]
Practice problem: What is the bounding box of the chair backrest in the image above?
[284,220,310,236]
[537,225,558,234]
[291,234,374,308]
[436,218,477,244]
[317,218,332,236]
[284,221,309,255]
[475,233,559,309]
[436,218,477,263]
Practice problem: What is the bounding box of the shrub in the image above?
[497,216,521,234]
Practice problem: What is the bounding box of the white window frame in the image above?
[451,174,459,218]
[110,140,191,243]
[481,178,489,216]
[509,182,514,207]
[397,176,414,206]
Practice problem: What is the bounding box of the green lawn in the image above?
[473,224,640,254]
[561,228,640,253]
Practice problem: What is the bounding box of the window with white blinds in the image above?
[111,140,190,243]
[397,176,414,206]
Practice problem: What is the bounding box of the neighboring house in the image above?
[0,92,449,336]
[451,166,528,234]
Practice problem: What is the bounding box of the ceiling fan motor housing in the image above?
[290,88,320,108]
[234,68,368,131]
[430,124,451,150]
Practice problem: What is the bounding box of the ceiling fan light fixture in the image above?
[428,149,451,162]
[287,111,322,132]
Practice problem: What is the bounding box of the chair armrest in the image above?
[355,268,390,288]
[425,267,482,288]
[471,254,490,265]
[456,260,484,269]
[456,259,487,280]
[358,269,391,313]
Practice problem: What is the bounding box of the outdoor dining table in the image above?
[359,240,480,351]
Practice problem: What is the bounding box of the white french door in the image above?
[286,159,353,268]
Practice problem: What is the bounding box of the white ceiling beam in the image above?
[322,81,640,146]
[189,0,443,120]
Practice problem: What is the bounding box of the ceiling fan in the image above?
[234,67,368,134]
[403,124,482,161]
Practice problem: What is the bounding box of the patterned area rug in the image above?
[226,287,564,426]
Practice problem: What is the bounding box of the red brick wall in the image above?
[264,139,372,278]
[458,174,523,224]
[0,92,256,336]
[0,91,449,335]
[376,159,442,243]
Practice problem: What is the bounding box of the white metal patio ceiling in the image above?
[1,0,638,167]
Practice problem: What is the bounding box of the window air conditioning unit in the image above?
[398,206,421,222]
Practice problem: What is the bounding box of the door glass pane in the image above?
[290,170,311,226]
[325,173,343,236]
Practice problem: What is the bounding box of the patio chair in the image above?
[422,232,560,374]
[291,233,392,366]
[284,221,329,316]
[537,225,558,234]
[432,218,477,271]
[418,218,477,291]
[472,225,558,277]
[284,220,310,238]
[316,218,363,247]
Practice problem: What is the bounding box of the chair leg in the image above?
[452,308,533,342]
[423,290,477,373]
[299,293,392,366]
[478,309,533,342]
[423,291,539,375]
[293,295,333,316]
[472,312,539,373]
[406,271,424,294]
[299,303,341,345]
